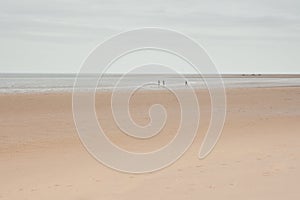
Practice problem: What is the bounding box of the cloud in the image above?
[1,0,299,41]
[0,0,300,73]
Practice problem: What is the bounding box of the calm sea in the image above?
[0,73,300,93]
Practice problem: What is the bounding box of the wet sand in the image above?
[0,87,300,199]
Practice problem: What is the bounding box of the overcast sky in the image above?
[0,0,300,73]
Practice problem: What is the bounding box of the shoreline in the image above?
[1,75,300,94]
[1,84,300,95]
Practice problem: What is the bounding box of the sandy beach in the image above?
[0,87,299,200]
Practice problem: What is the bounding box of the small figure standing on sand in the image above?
[162,80,165,86]
[158,80,160,86]
[185,80,188,87]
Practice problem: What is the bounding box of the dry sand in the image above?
[0,87,299,199]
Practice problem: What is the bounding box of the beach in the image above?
[0,87,299,199]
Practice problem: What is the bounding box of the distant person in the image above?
[185,80,188,86]
[158,80,160,86]
[162,80,165,86]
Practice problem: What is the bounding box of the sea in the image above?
[0,73,300,93]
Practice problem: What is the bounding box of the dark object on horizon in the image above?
[242,74,262,77]
[162,80,165,86]
[185,80,188,86]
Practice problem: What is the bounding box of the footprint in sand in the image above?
[288,166,295,170]
[229,183,235,187]
[208,185,216,189]
[256,157,262,161]
[263,171,271,176]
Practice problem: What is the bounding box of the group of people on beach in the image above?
[157,80,166,86]
[157,80,189,87]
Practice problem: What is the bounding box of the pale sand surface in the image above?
[0,87,300,199]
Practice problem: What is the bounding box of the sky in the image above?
[0,0,299,74]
